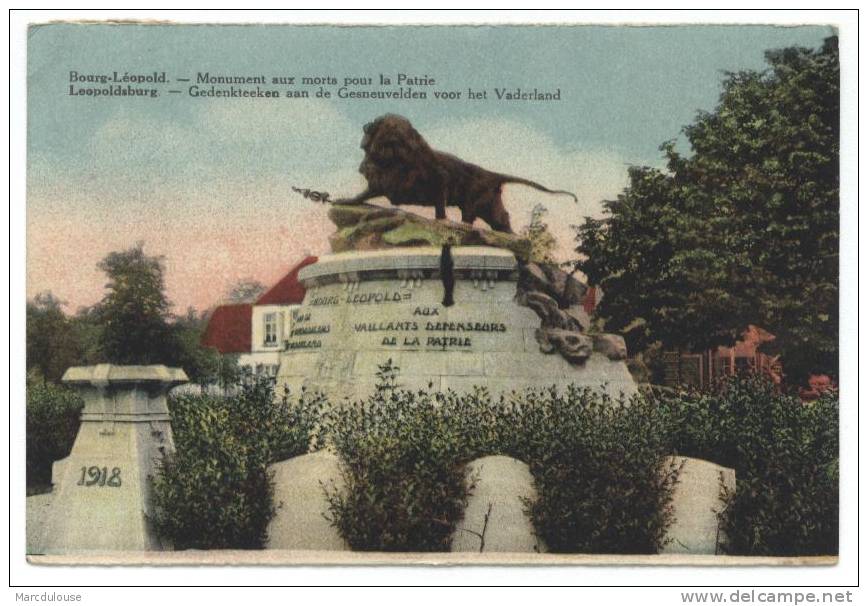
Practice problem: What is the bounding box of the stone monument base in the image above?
[36,365,186,554]
[277,247,636,402]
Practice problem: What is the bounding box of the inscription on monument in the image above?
[291,324,331,336]
[76,465,123,488]
[355,321,418,332]
[287,308,327,349]
[287,339,322,350]
[310,296,340,307]
[303,293,513,352]
[345,291,412,305]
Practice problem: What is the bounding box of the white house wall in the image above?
[242,303,300,377]
[251,304,300,353]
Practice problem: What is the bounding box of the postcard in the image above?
[22,18,844,569]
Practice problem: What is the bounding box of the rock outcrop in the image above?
[516,261,625,366]
[328,202,533,261]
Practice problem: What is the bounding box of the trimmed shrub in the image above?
[152,378,325,549]
[324,365,474,551]
[656,375,839,556]
[26,379,83,489]
[514,386,679,554]
[324,361,678,553]
[149,365,836,555]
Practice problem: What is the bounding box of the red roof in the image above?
[255,256,318,305]
[201,303,253,354]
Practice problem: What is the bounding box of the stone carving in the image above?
[516,262,623,366]
[592,333,628,361]
[327,201,533,260]
[520,291,581,331]
[535,328,593,364]
[519,262,588,309]
[564,305,591,332]
[277,247,638,401]
[334,114,576,233]
[322,186,627,364]
[451,456,545,553]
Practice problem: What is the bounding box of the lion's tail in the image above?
[497,176,578,202]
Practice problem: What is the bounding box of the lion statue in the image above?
[335,114,576,233]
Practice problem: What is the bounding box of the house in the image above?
[201,256,317,377]
[663,325,783,389]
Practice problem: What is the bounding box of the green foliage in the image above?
[519,387,679,554]
[152,378,325,549]
[521,204,558,264]
[576,166,752,355]
[26,379,83,488]
[324,361,473,551]
[324,361,677,553]
[94,242,177,365]
[27,245,237,387]
[26,293,86,383]
[576,38,839,385]
[170,308,219,386]
[325,366,834,556]
[655,375,838,555]
[170,307,242,387]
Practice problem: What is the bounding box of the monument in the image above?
[280,113,635,401]
[36,364,187,554]
[277,207,636,402]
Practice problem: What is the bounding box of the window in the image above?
[263,312,278,346]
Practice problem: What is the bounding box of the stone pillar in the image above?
[38,364,187,554]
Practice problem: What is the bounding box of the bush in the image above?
[324,363,476,551]
[152,378,325,549]
[324,361,678,553]
[151,365,836,555]
[26,378,83,489]
[513,386,678,553]
[655,375,839,556]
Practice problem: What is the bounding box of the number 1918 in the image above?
[77,466,122,487]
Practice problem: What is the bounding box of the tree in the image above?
[226,278,267,304]
[576,167,753,358]
[94,242,178,365]
[26,292,83,383]
[170,307,242,387]
[170,307,218,385]
[576,38,839,385]
[521,204,558,264]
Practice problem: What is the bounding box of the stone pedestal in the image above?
[277,246,636,402]
[37,364,187,554]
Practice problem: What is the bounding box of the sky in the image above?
[26,23,832,313]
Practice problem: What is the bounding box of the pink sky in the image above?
[27,197,337,313]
